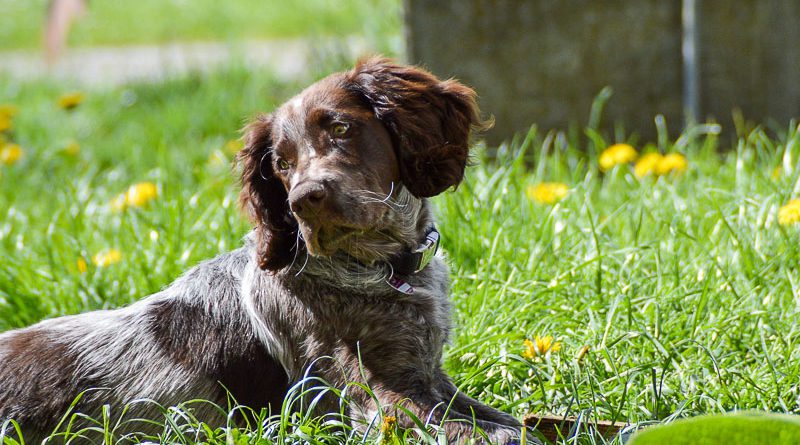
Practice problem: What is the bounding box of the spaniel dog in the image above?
[0,57,533,444]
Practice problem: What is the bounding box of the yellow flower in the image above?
[0,114,11,133]
[62,140,80,156]
[224,139,244,155]
[656,153,688,175]
[58,92,84,110]
[527,182,568,205]
[779,199,800,226]
[522,336,562,360]
[111,182,159,212]
[0,143,23,165]
[634,152,663,178]
[599,143,638,171]
[381,415,397,438]
[0,104,19,119]
[635,152,688,178]
[92,249,122,267]
[126,182,158,207]
[771,166,782,180]
[76,258,88,274]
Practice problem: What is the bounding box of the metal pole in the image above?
[682,0,700,123]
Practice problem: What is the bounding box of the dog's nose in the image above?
[289,183,327,218]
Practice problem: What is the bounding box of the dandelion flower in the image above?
[76,258,88,274]
[0,105,17,133]
[634,152,663,178]
[779,199,800,226]
[224,139,244,155]
[92,249,122,267]
[58,92,84,110]
[126,182,158,207]
[635,152,688,178]
[111,182,158,211]
[62,140,80,157]
[0,115,11,133]
[599,143,638,171]
[0,143,23,165]
[656,153,688,175]
[0,104,19,119]
[527,182,568,205]
[523,336,562,360]
[381,415,397,439]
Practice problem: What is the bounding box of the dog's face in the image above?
[239,57,486,270]
[267,79,401,258]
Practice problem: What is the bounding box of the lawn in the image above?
[0,0,401,50]
[1,65,800,444]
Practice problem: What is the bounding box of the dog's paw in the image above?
[489,427,542,445]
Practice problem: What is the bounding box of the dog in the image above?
[0,57,532,444]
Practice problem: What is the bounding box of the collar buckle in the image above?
[385,227,440,294]
[412,229,440,274]
[386,226,441,278]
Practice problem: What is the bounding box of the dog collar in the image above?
[386,227,440,294]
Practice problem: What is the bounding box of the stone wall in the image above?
[697,1,800,132]
[405,0,800,144]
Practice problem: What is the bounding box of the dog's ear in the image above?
[238,114,296,271]
[346,56,490,198]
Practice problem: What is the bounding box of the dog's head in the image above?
[238,57,486,271]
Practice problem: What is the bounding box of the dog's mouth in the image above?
[298,221,362,257]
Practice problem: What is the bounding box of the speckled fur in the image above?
[0,58,533,444]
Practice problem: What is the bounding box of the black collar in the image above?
[388,226,440,276]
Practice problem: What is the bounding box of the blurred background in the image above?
[0,0,402,84]
[2,0,799,144]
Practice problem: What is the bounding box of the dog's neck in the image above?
[274,188,436,291]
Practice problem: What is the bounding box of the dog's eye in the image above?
[331,123,350,137]
[276,158,290,171]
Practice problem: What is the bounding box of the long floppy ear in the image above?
[238,114,296,271]
[346,56,490,198]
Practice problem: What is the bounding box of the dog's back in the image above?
[0,245,288,440]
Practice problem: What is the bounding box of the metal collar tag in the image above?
[385,227,441,294]
[413,229,440,274]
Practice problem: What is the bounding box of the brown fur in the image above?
[0,57,532,444]
[239,56,492,270]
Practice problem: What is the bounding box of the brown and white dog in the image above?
[0,58,533,444]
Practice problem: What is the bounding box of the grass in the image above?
[0,0,401,50]
[2,65,800,444]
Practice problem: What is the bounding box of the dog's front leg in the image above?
[349,385,525,445]
[436,371,542,444]
[437,372,521,427]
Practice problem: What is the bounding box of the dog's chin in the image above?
[299,222,360,258]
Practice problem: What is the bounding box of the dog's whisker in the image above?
[379,182,395,203]
[351,186,408,210]
[356,195,409,211]
[295,250,310,277]
[287,229,304,270]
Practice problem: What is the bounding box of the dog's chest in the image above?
[284,274,452,375]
